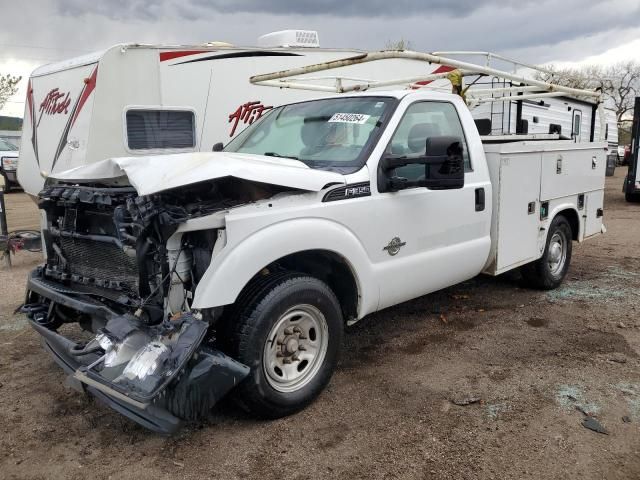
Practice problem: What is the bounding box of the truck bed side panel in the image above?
[540,144,606,200]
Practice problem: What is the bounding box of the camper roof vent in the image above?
[257,30,320,48]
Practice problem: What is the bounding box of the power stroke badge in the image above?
[383,237,406,256]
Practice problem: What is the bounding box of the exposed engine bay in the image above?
[22,177,290,432]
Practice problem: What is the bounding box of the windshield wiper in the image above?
[264,152,299,160]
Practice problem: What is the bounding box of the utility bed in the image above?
[483,140,606,275]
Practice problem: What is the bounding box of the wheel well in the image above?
[556,208,579,240]
[267,250,359,322]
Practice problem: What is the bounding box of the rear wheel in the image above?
[625,191,640,203]
[227,273,343,418]
[521,215,573,290]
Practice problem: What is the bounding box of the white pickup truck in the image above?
[23,90,606,433]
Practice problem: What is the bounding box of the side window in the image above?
[387,102,471,181]
[126,110,195,150]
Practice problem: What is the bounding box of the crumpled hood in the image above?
[50,152,347,196]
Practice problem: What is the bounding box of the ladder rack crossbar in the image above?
[250,50,601,102]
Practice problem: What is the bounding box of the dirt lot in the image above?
[0,169,639,480]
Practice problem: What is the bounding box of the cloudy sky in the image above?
[2,0,640,117]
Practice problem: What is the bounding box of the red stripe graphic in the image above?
[159,50,207,62]
[71,66,98,127]
[412,65,455,88]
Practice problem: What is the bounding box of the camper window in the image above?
[573,113,581,137]
[126,109,195,150]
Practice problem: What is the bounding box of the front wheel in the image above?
[227,273,343,418]
[521,215,573,290]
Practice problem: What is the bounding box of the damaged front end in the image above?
[21,180,271,433]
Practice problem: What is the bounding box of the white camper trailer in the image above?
[18,32,441,195]
[471,92,618,148]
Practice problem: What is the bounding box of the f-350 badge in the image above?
[383,237,406,256]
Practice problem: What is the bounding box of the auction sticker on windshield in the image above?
[328,113,371,124]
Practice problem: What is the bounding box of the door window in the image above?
[387,102,471,182]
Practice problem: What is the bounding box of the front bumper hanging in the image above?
[24,270,250,434]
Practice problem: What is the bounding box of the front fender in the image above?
[191,218,378,318]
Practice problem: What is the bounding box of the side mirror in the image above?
[378,135,465,192]
[422,136,465,190]
[212,142,224,152]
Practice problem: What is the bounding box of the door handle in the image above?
[475,188,485,212]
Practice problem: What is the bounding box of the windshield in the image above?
[0,139,18,151]
[224,96,396,172]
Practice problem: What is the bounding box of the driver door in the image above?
[369,101,491,310]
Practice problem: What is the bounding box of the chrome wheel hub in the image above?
[548,232,567,276]
[263,304,329,393]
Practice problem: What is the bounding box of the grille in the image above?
[59,237,139,291]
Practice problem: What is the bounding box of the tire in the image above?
[226,272,343,418]
[625,191,640,203]
[521,215,573,290]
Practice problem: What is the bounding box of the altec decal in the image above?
[228,101,273,137]
[39,88,72,116]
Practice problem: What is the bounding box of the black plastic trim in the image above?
[540,201,550,220]
[28,271,121,322]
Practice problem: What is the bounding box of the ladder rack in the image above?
[250,50,600,103]
[249,49,606,140]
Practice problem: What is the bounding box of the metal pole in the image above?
[0,187,11,268]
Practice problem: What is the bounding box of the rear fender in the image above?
[537,203,581,257]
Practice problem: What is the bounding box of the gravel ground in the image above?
[0,169,639,480]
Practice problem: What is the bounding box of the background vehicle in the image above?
[0,138,19,191]
[618,144,627,162]
[624,97,640,202]
[22,86,606,432]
